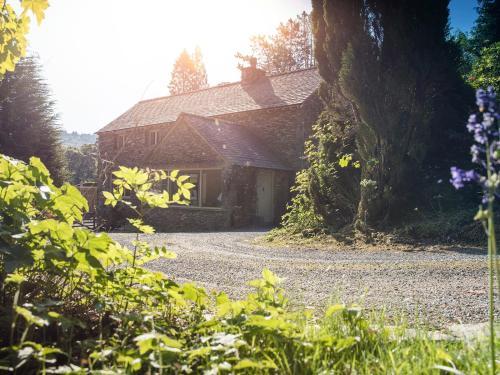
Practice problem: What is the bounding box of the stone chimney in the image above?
[240,57,266,84]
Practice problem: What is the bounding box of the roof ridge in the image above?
[138,66,318,104]
[179,112,239,126]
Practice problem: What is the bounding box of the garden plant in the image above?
[0,154,494,374]
[450,86,500,374]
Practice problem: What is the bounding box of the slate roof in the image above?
[98,67,321,133]
[176,113,291,170]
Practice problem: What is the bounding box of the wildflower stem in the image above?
[486,141,497,374]
[488,200,497,375]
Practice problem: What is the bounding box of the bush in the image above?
[275,170,325,236]
[0,155,493,373]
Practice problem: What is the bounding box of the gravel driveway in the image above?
[111,231,496,327]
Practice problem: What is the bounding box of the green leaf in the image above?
[188,346,211,360]
[177,175,190,183]
[102,191,114,200]
[15,306,49,327]
[21,0,49,24]
[4,272,26,284]
[127,218,155,234]
[234,359,277,370]
[134,332,182,355]
[262,268,280,286]
[325,304,346,317]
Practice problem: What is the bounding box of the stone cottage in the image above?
[96,64,323,230]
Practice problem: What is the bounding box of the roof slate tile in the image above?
[179,113,291,170]
[98,68,321,133]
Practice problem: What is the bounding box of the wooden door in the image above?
[256,169,274,224]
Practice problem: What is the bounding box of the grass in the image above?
[1,157,497,373]
[263,207,488,250]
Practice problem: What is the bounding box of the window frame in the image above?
[159,169,223,208]
[147,130,159,146]
[115,134,125,149]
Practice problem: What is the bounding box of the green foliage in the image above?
[0,56,66,183]
[0,155,494,373]
[469,42,500,92]
[236,11,314,74]
[168,47,208,95]
[276,170,325,236]
[469,0,500,55]
[279,99,362,235]
[449,0,499,86]
[0,0,49,79]
[297,0,471,235]
[64,144,97,185]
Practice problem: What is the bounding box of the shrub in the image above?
[0,155,493,373]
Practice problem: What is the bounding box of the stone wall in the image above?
[99,166,257,231]
[217,94,322,170]
[145,206,231,232]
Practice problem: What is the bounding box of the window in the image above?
[186,172,200,206]
[115,134,125,149]
[152,169,223,208]
[146,130,159,146]
[201,170,222,207]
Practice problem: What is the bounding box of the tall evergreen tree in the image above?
[470,0,500,53]
[304,0,469,232]
[452,0,499,78]
[0,56,66,183]
[168,48,209,95]
[236,12,315,74]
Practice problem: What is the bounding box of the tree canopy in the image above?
[168,47,209,95]
[451,0,499,80]
[0,56,66,182]
[469,42,500,92]
[470,0,500,53]
[236,11,314,74]
[284,0,470,234]
[64,143,97,185]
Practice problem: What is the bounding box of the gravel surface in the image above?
[111,231,497,327]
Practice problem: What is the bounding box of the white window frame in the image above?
[150,131,159,145]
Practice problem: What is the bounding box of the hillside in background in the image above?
[60,130,96,147]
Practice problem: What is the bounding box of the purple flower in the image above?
[476,87,497,113]
[474,129,488,144]
[471,144,484,165]
[450,167,478,189]
[451,87,499,206]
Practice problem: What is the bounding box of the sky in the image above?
[26,0,478,134]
